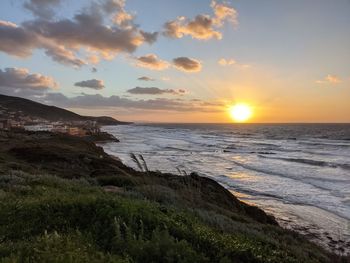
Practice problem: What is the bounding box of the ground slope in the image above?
[0,130,347,263]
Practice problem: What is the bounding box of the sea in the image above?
[101,123,350,253]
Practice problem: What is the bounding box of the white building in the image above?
[24,124,54,131]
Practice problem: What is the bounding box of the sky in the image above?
[0,0,349,123]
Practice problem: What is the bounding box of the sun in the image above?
[229,103,253,122]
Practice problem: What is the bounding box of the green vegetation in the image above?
[0,130,347,262]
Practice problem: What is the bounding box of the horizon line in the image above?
[129,122,350,125]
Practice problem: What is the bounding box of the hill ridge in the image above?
[0,94,129,125]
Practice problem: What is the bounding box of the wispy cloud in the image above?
[218,58,236,66]
[127,87,186,95]
[138,76,155,81]
[316,74,342,84]
[218,58,251,69]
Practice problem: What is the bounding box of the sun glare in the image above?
[229,103,253,122]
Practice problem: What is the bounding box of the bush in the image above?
[0,231,127,263]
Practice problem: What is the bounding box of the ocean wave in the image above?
[254,151,276,155]
[229,160,350,192]
[251,142,281,148]
[258,155,350,170]
[211,176,286,201]
[164,146,188,151]
[230,160,298,179]
[299,141,350,148]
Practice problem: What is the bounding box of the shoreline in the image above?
[234,192,350,255]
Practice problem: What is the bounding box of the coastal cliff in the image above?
[0,130,347,262]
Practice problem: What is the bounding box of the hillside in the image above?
[0,94,129,125]
[0,130,346,262]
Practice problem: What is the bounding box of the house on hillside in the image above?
[25,124,54,131]
[67,127,87,136]
[0,119,10,130]
[0,119,24,130]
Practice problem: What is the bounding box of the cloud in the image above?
[316,74,342,84]
[0,0,158,67]
[138,76,155,81]
[211,0,238,26]
[0,67,58,97]
[40,93,223,112]
[135,54,169,70]
[173,57,202,72]
[218,58,251,69]
[23,0,61,20]
[102,0,134,29]
[140,31,159,44]
[164,15,222,40]
[0,67,58,90]
[127,87,186,95]
[0,20,39,57]
[163,0,237,40]
[218,58,236,66]
[43,42,86,67]
[74,79,105,90]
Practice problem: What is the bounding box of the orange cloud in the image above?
[211,0,238,26]
[163,0,237,40]
[134,54,169,70]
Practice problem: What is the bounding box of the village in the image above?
[0,105,101,137]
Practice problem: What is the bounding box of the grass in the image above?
[0,171,340,263]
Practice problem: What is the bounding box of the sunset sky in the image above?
[0,0,349,123]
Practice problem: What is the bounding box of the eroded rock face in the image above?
[186,172,278,225]
[83,132,120,143]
